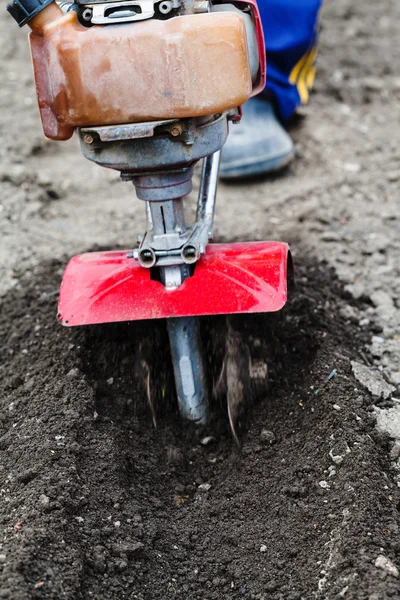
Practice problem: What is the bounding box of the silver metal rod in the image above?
[140,171,210,425]
[145,201,153,229]
[196,150,221,238]
[167,317,208,424]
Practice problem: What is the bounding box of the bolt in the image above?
[83,133,94,145]
[170,125,183,137]
[82,7,93,21]
[159,1,173,14]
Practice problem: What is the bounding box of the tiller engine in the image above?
[8,0,291,427]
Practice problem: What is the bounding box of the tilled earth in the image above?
[1,0,400,598]
[1,259,399,600]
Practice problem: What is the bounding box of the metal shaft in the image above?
[160,155,221,424]
[139,175,209,425]
[196,150,221,238]
[167,317,208,424]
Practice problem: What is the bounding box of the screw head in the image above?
[83,133,94,145]
[170,125,183,137]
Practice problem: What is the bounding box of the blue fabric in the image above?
[257,0,323,120]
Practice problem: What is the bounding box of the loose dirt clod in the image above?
[375,555,399,578]
[351,361,395,399]
[260,429,276,444]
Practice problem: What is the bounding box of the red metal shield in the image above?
[58,242,290,326]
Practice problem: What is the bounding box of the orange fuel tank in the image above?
[28,5,253,140]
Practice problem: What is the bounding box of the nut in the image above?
[170,125,183,137]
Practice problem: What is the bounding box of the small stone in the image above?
[107,377,114,385]
[333,404,341,411]
[377,405,400,440]
[390,373,400,386]
[387,170,400,183]
[319,480,330,490]
[114,521,121,528]
[0,164,27,186]
[260,430,276,445]
[75,516,84,523]
[200,436,216,446]
[198,483,211,492]
[66,368,79,379]
[342,162,361,173]
[260,545,267,553]
[374,555,399,578]
[38,494,50,508]
[363,76,384,91]
[390,441,400,461]
[351,361,395,399]
[320,231,342,242]
[0,554,6,563]
[345,281,368,301]
[370,291,394,309]
[265,580,278,592]
[37,172,51,187]
[339,305,358,321]
[328,466,336,478]
[329,440,351,465]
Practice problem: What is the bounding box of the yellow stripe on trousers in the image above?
[289,45,318,104]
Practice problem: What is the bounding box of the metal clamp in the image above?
[134,151,221,269]
[87,0,156,24]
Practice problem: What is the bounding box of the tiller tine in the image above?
[58,242,291,326]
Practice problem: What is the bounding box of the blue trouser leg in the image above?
[257,0,323,120]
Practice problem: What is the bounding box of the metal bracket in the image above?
[90,0,156,23]
[134,151,221,269]
[80,119,179,143]
[79,0,184,23]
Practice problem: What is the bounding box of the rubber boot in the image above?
[220,97,295,180]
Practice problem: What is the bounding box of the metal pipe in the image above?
[167,317,208,424]
[145,201,153,229]
[196,150,221,238]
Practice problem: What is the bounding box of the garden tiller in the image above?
[8,0,291,426]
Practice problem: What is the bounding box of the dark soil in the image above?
[1,258,399,599]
